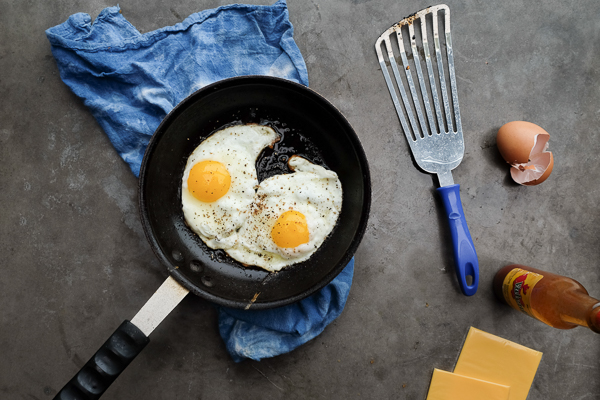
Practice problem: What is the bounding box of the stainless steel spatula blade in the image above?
[375,4,479,296]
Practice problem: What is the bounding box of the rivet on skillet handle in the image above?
[53,320,149,400]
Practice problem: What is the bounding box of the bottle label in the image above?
[502,268,544,318]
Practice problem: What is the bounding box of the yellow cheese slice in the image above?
[426,369,510,400]
[454,327,543,400]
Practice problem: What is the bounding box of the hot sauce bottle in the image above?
[493,264,600,333]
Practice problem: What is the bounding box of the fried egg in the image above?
[181,124,279,249]
[225,155,343,271]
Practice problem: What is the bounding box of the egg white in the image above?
[181,124,279,249]
[225,156,343,271]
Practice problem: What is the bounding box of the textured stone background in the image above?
[1,0,599,398]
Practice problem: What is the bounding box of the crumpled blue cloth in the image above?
[46,0,308,177]
[46,1,353,362]
[219,258,354,362]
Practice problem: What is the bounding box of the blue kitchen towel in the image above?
[46,1,353,362]
[46,0,308,177]
[219,258,354,362]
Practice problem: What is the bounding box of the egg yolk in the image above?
[271,210,309,248]
[187,160,231,202]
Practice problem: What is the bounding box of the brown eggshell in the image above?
[522,152,554,186]
[497,121,550,164]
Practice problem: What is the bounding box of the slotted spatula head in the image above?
[375,4,463,187]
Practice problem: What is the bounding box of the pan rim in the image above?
[138,75,371,309]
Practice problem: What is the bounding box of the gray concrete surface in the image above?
[2,0,600,399]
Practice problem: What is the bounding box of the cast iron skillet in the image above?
[139,75,371,309]
[54,76,371,399]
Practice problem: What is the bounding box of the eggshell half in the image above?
[497,121,550,164]
[497,121,553,185]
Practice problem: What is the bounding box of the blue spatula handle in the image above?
[436,184,479,296]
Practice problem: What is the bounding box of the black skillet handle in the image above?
[53,320,149,400]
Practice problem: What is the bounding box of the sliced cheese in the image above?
[454,327,543,400]
[426,369,510,400]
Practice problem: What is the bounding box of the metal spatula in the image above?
[375,4,478,296]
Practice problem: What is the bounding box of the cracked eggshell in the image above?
[519,152,554,186]
[497,121,553,185]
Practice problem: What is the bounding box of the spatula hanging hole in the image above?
[466,274,473,286]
